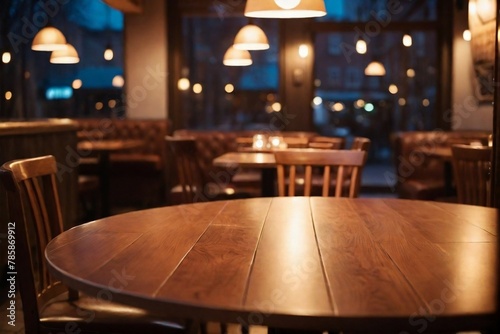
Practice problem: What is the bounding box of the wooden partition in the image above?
[0,119,79,232]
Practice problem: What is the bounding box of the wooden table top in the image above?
[77,139,144,152]
[45,197,498,332]
[213,151,276,168]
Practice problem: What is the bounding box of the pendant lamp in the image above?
[32,26,67,51]
[233,24,269,50]
[50,44,80,64]
[223,46,252,66]
[364,60,386,76]
[244,0,326,19]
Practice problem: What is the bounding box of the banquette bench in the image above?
[76,118,169,208]
[390,130,491,200]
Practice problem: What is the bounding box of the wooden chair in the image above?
[351,137,371,151]
[451,144,493,206]
[308,136,346,149]
[166,136,249,204]
[0,155,187,334]
[274,149,367,197]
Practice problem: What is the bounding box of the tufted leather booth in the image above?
[76,118,169,208]
[390,130,491,200]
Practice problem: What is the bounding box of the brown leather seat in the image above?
[0,155,187,334]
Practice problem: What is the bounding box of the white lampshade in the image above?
[233,24,269,50]
[50,44,80,64]
[245,0,326,18]
[364,61,386,76]
[223,46,252,66]
[32,27,67,51]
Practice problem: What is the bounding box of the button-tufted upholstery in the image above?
[76,118,169,208]
[390,130,491,200]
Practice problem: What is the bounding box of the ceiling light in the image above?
[364,60,386,76]
[233,24,269,50]
[50,44,80,64]
[245,0,326,19]
[223,46,252,66]
[32,27,67,51]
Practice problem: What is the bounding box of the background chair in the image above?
[308,136,346,149]
[0,155,186,334]
[350,137,371,151]
[166,136,250,204]
[451,144,493,206]
[275,149,367,197]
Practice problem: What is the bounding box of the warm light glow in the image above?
[95,102,104,110]
[332,102,344,112]
[314,79,321,87]
[177,78,190,91]
[50,44,80,64]
[72,79,82,89]
[398,98,406,106]
[312,96,323,106]
[422,98,430,107]
[32,27,67,51]
[469,1,477,15]
[354,99,365,108]
[223,46,252,66]
[407,68,415,77]
[5,91,12,101]
[193,83,203,94]
[2,52,11,64]
[245,0,326,18]
[112,75,125,88]
[402,34,412,47]
[388,84,398,94]
[274,0,301,9]
[298,44,309,58]
[104,47,114,61]
[356,39,367,54]
[225,83,235,93]
[108,99,117,108]
[463,29,471,41]
[272,102,282,112]
[365,61,386,76]
[233,24,269,50]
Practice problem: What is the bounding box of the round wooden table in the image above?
[45,197,498,333]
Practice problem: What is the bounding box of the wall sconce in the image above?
[245,0,326,19]
[298,44,309,58]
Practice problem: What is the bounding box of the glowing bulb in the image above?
[5,91,13,100]
[225,83,234,93]
[112,75,125,88]
[463,29,471,41]
[356,39,367,54]
[177,78,190,91]
[72,79,82,89]
[312,96,322,106]
[104,48,114,61]
[298,44,309,58]
[274,0,301,10]
[193,83,203,94]
[402,34,412,47]
[2,52,11,63]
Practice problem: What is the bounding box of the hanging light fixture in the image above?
[50,44,80,64]
[233,24,269,50]
[223,46,252,66]
[402,33,412,47]
[32,26,67,51]
[245,0,326,19]
[104,44,114,61]
[355,38,367,54]
[364,60,386,76]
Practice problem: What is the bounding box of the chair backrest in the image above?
[166,136,206,203]
[351,137,371,151]
[309,136,346,149]
[451,144,493,206]
[274,149,367,197]
[0,155,69,333]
